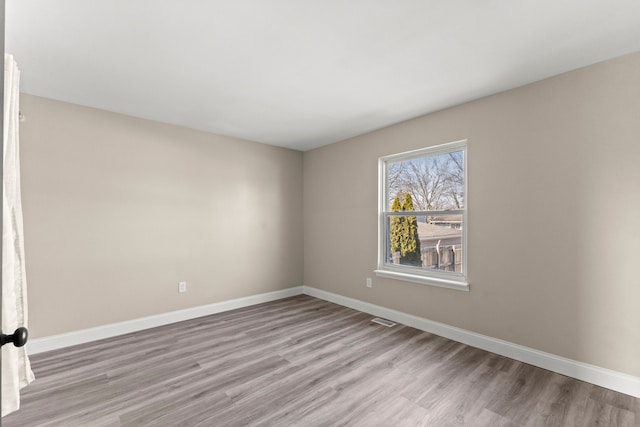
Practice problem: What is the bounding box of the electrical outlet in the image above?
[178,281,187,293]
[366,277,372,288]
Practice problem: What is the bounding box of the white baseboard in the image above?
[27,284,639,398]
[302,286,640,398]
[27,286,304,355]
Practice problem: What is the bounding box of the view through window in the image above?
[376,140,468,290]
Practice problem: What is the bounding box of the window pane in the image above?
[386,214,463,273]
[387,150,464,211]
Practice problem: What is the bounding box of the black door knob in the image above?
[1,327,29,347]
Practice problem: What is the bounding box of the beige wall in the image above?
[303,53,640,377]
[19,53,640,378]
[20,94,304,338]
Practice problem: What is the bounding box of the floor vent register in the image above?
[371,318,396,327]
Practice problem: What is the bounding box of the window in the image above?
[375,140,468,291]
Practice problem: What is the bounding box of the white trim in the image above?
[381,139,468,162]
[27,287,304,355]
[26,284,640,398]
[302,286,640,398]
[378,140,468,288]
[373,269,469,291]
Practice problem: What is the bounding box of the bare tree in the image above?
[387,151,463,212]
[387,162,408,206]
[442,151,464,209]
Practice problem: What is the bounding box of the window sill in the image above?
[373,269,469,292]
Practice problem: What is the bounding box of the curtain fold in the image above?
[2,53,35,417]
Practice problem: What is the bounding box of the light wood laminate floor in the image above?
[4,295,639,426]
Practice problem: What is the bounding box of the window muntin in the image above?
[376,140,468,290]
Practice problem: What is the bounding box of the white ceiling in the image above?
[7,1,640,151]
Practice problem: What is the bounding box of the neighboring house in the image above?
[418,220,461,248]
[418,220,462,272]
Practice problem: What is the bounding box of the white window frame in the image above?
[374,140,469,291]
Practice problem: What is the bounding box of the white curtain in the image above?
[2,54,35,417]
